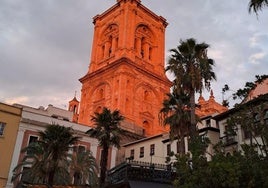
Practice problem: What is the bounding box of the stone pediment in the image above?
[196,91,228,117]
[140,111,154,119]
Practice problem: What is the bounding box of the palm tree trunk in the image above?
[178,136,185,154]
[48,169,55,187]
[189,91,197,137]
[100,145,109,187]
[48,155,57,187]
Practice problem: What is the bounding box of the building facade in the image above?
[123,93,228,164]
[5,104,116,188]
[215,94,268,155]
[213,78,268,155]
[0,103,22,188]
[77,0,171,136]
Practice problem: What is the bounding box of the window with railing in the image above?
[221,135,237,146]
[223,125,237,145]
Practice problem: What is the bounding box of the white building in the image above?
[214,94,268,155]
[123,92,228,164]
[123,114,222,166]
[5,104,118,188]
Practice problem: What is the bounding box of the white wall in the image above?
[5,104,103,188]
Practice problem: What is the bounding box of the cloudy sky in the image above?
[1,0,267,109]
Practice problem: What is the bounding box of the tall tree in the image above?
[13,124,80,187]
[249,0,268,15]
[166,38,216,137]
[159,91,191,153]
[70,149,98,186]
[86,107,124,187]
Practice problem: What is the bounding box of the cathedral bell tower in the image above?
[78,0,171,136]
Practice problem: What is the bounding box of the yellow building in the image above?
[0,103,22,188]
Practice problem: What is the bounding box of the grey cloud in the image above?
[0,0,268,108]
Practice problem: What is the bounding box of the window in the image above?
[167,144,171,156]
[28,136,38,145]
[73,145,86,153]
[27,136,38,154]
[141,37,145,58]
[0,122,6,136]
[206,119,211,127]
[78,145,86,153]
[73,105,77,113]
[224,125,236,143]
[143,120,149,129]
[140,147,144,158]
[150,144,155,156]
[216,121,219,129]
[243,128,251,140]
[130,149,135,159]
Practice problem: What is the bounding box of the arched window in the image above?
[73,105,77,113]
[143,120,150,129]
[141,37,145,58]
[135,25,154,60]
[108,36,112,57]
[101,24,119,59]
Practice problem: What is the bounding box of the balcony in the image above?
[220,135,238,146]
[107,160,177,186]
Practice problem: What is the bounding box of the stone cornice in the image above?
[93,0,167,27]
[79,57,172,86]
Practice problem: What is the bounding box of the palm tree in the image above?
[86,107,124,187]
[13,124,80,187]
[159,91,192,153]
[166,38,216,138]
[70,149,98,186]
[249,0,268,14]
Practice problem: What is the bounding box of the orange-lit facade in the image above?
[196,90,228,117]
[77,0,171,136]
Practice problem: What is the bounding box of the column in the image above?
[144,42,150,60]
[104,41,111,58]
[136,37,142,57]
[111,36,117,55]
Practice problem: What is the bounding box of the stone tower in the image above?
[68,96,79,123]
[78,0,171,136]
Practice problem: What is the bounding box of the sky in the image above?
[1,0,268,109]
